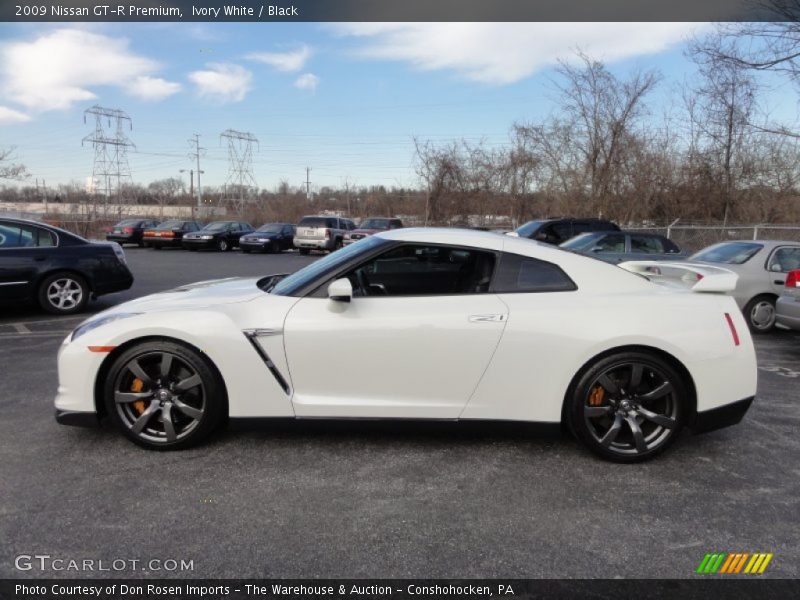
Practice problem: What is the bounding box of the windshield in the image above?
[691,242,763,265]
[256,224,282,233]
[271,235,387,296]
[115,219,142,227]
[359,218,390,230]
[156,220,183,229]
[515,220,547,237]
[560,233,598,251]
[203,221,231,232]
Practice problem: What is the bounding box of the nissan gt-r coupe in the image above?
[55,229,757,462]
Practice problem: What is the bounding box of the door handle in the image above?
[469,314,507,323]
[774,280,785,285]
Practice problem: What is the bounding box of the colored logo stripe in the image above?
[697,552,773,574]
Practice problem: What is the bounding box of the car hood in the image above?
[107,277,266,314]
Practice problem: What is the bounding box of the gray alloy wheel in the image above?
[570,352,685,462]
[744,296,776,333]
[217,239,229,251]
[105,342,224,450]
[38,272,89,315]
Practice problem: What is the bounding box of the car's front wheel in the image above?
[744,295,776,333]
[217,239,229,252]
[567,351,685,462]
[38,272,89,315]
[104,341,225,450]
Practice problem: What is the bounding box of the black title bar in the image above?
[1,0,795,23]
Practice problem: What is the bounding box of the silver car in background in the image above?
[776,269,800,331]
[293,215,355,255]
[688,241,800,333]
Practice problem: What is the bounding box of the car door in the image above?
[588,232,627,263]
[0,222,56,301]
[767,245,800,294]
[629,234,667,261]
[282,242,509,418]
[281,225,294,249]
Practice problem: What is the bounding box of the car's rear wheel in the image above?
[104,341,224,450]
[568,351,685,462]
[217,239,229,252]
[38,272,89,315]
[744,295,776,333]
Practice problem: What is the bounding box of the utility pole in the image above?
[180,169,194,198]
[188,134,205,209]
[305,166,312,201]
[82,105,134,207]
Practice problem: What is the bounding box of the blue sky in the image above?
[0,22,795,192]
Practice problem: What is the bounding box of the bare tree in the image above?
[0,146,28,180]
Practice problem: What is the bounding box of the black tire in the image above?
[299,248,310,255]
[104,340,225,450]
[270,241,280,254]
[38,271,90,315]
[152,245,162,250]
[743,295,777,334]
[567,351,686,463]
[187,247,197,252]
[217,239,229,252]
[242,247,251,254]
[137,240,145,248]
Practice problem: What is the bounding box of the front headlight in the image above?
[71,312,142,341]
[201,235,214,240]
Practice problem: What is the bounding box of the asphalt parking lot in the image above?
[1,246,798,579]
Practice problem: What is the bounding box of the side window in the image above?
[36,228,56,247]
[0,224,42,248]
[630,235,663,254]
[492,253,576,293]
[593,233,626,253]
[347,244,496,296]
[768,247,800,273]
[283,226,292,235]
[550,222,573,243]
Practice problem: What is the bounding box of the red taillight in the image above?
[724,313,740,346]
[786,269,800,288]
[144,231,155,237]
[123,227,134,234]
[325,228,331,239]
[162,231,175,238]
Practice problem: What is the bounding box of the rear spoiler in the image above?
[618,261,738,293]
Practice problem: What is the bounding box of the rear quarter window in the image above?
[492,253,577,293]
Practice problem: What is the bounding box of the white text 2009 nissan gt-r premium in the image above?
[55,229,757,462]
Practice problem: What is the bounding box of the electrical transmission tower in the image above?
[82,105,134,203]
[220,129,259,215]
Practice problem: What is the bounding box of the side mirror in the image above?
[590,246,603,253]
[327,278,352,303]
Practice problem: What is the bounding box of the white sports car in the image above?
[55,229,757,462]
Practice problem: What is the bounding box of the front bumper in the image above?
[240,239,274,251]
[692,396,754,434]
[776,295,800,331]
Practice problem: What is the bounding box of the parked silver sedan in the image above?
[560,231,688,264]
[776,269,800,331]
[689,241,800,333]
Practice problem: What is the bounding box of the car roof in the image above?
[704,239,800,249]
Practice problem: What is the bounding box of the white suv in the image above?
[294,216,355,254]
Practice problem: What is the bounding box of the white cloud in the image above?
[126,76,181,101]
[0,28,180,111]
[246,45,312,72]
[188,63,252,103]
[0,105,30,123]
[294,73,320,92]
[332,23,703,84]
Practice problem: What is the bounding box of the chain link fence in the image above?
[625,224,800,252]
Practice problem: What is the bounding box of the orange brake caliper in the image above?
[130,378,146,414]
[588,385,605,406]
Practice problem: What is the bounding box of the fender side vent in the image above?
[242,330,291,395]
